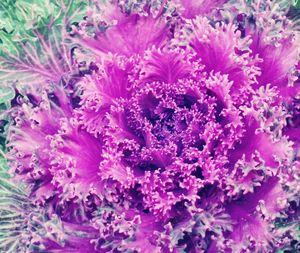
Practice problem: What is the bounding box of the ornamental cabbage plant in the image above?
[0,0,299,252]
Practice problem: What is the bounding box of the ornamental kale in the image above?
[0,0,299,252]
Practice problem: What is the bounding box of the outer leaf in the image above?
[0,0,89,87]
[0,145,30,252]
[0,86,15,105]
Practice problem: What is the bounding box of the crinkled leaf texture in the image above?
[0,0,300,253]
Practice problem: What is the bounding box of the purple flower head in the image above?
[2,0,300,252]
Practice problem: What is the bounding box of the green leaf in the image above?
[0,0,89,87]
[0,86,15,105]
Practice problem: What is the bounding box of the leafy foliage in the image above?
[0,0,299,252]
[0,1,90,252]
[0,0,89,87]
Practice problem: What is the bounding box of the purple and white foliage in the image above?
[3,0,300,252]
